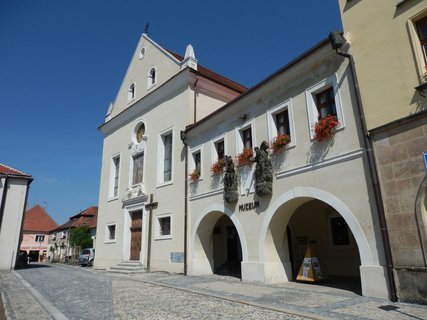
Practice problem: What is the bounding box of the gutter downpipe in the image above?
[331,35,397,302]
[0,176,9,233]
[181,131,188,275]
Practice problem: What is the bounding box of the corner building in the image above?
[185,39,390,299]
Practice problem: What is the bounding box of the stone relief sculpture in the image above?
[223,155,239,203]
[253,141,273,196]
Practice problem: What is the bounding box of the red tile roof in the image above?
[53,206,98,232]
[0,163,31,178]
[166,49,247,94]
[23,205,58,233]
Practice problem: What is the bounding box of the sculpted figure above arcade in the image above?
[253,141,273,196]
[223,155,239,203]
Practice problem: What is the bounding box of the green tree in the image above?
[69,226,93,249]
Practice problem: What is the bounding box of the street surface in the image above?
[0,263,426,319]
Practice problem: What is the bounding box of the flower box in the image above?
[211,158,225,175]
[271,134,291,153]
[189,169,200,182]
[236,148,254,167]
[313,115,339,142]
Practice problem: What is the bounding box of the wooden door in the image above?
[130,210,142,260]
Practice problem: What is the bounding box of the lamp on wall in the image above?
[329,31,346,50]
[180,130,187,144]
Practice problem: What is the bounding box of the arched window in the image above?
[148,67,157,88]
[128,83,135,101]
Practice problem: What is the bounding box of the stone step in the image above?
[107,268,146,275]
[117,261,143,267]
[109,265,145,271]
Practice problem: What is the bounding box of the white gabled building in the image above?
[184,38,391,299]
[95,33,246,273]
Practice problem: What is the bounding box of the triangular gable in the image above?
[107,34,182,119]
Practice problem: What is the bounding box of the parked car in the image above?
[79,248,95,266]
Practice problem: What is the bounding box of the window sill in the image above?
[156,181,173,189]
[127,98,135,105]
[108,196,119,202]
[147,83,157,91]
[154,235,172,241]
[104,240,116,244]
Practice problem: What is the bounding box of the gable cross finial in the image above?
[144,22,150,35]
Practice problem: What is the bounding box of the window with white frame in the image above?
[236,120,255,154]
[191,149,201,178]
[128,83,135,101]
[109,155,120,198]
[267,99,295,148]
[147,67,157,88]
[106,224,116,242]
[214,139,225,160]
[305,74,344,139]
[159,130,173,184]
[155,214,172,239]
[61,231,67,239]
[35,235,45,242]
[52,233,56,240]
[416,16,427,66]
[132,152,144,185]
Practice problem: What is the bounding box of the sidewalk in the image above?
[108,271,427,320]
[1,265,427,319]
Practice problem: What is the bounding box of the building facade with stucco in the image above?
[338,0,427,303]
[184,38,390,300]
[0,164,32,270]
[95,34,246,273]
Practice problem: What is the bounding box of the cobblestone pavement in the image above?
[1,264,427,320]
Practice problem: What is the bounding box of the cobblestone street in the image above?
[1,264,426,320]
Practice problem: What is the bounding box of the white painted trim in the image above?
[258,187,373,266]
[157,127,174,186]
[105,223,117,243]
[190,145,203,181]
[210,133,227,165]
[147,66,158,90]
[127,82,136,102]
[108,152,121,200]
[276,148,364,179]
[154,213,173,240]
[235,119,256,155]
[266,98,296,149]
[305,73,345,140]
[189,188,223,201]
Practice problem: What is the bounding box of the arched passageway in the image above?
[191,211,244,278]
[264,198,362,294]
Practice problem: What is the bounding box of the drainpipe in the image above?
[329,32,397,302]
[180,130,188,275]
[0,176,9,233]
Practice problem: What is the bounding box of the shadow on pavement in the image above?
[16,263,51,270]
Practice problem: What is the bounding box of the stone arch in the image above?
[259,186,373,282]
[189,203,248,276]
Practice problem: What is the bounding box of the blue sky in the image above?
[0,1,342,224]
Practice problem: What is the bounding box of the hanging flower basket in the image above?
[211,158,226,175]
[313,115,339,142]
[235,148,254,167]
[189,169,200,182]
[271,134,291,153]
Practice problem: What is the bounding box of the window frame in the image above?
[416,16,427,66]
[147,66,157,90]
[410,12,427,79]
[128,83,136,102]
[35,234,45,242]
[131,152,144,186]
[328,215,353,248]
[305,73,344,140]
[235,119,256,155]
[155,213,172,240]
[267,99,296,149]
[157,128,174,187]
[211,134,227,164]
[105,223,117,243]
[109,153,121,200]
[190,146,203,181]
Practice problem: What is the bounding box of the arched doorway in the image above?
[262,193,366,294]
[191,209,245,279]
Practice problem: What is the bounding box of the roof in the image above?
[166,49,247,94]
[186,37,331,132]
[52,206,98,232]
[23,205,58,233]
[0,163,32,179]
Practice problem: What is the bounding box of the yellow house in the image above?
[338,0,427,303]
